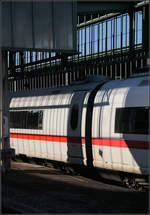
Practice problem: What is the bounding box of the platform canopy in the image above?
[77,1,138,15]
[1,1,77,53]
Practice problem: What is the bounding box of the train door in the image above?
[67,91,86,164]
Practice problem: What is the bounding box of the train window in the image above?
[10,111,27,129]
[115,107,149,134]
[27,110,43,129]
[70,104,79,130]
[10,110,43,129]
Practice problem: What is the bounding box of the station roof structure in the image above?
[1,0,144,53]
[77,1,139,15]
[1,1,77,52]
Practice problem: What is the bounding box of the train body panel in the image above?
[9,75,149,177]
[91,76,149,174]
[10,77,103,164]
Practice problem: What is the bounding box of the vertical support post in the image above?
[0,2,2,168]
[129,9,135,75]
[112,17,115,54]
[129,9,135,52]
[97,14,100,57]
[77,15,80,62]
[142,4,149,65]
[0,53,2,169]
[90,14,93,58]
[0,50,11,172]
[61,54,68,86]
[105,20,107,55]
[84,15,86,60]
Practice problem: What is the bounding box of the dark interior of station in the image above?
[7,1,149,92]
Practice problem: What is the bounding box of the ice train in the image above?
[9,74,149,187]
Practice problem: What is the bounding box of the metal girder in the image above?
[77,1,139,15]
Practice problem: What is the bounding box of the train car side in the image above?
[91,76,149,175]
[9,75,149,181]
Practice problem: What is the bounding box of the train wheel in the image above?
[121,175,143,191]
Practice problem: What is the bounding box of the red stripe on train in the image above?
[10,133,148,150]
[92,138,148,150]
[10,133,68,143]
[10,133,81,144]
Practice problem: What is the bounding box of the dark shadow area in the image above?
[67,91,85,165]
[11,159,125,189]
[2,163,149,213]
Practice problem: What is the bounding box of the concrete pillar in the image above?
[0,52,2,169]
[0,50,12,172]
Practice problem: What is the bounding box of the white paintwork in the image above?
[9,75,149,175]
[10,78,101,164]
[92,75,149,174]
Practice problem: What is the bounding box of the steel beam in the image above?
[77,1,137,15]
[0,50,13,172]
[142,4,149,56]
[0,51,2,169]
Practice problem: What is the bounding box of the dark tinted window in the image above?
[115,107,149,134]
[10,110,43,129]
[70,104,79,130]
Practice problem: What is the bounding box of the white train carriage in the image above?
[9,74,149,179]
[91,76,149,175]
[9,76,108,163]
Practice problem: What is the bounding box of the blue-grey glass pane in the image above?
[107,20,111,37]
[127,15,130,33]
[123,15,126,35]
[137,11,142,44]
[99,23,102,52]
[93,41,98,53]
[93,24,98,42]
[102,39,106,52]
[79,29,82,45]
[86,26,90,44]
[102,22,106,52]
[107,20,112,51]
[138,11,142,31]
[86,26,90,55]
[127,33,129,46]
[82,28,85,44]
[117,16,121,36]
[117,35,121,48]
[138,30,142,43]
[107,37,111,51]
